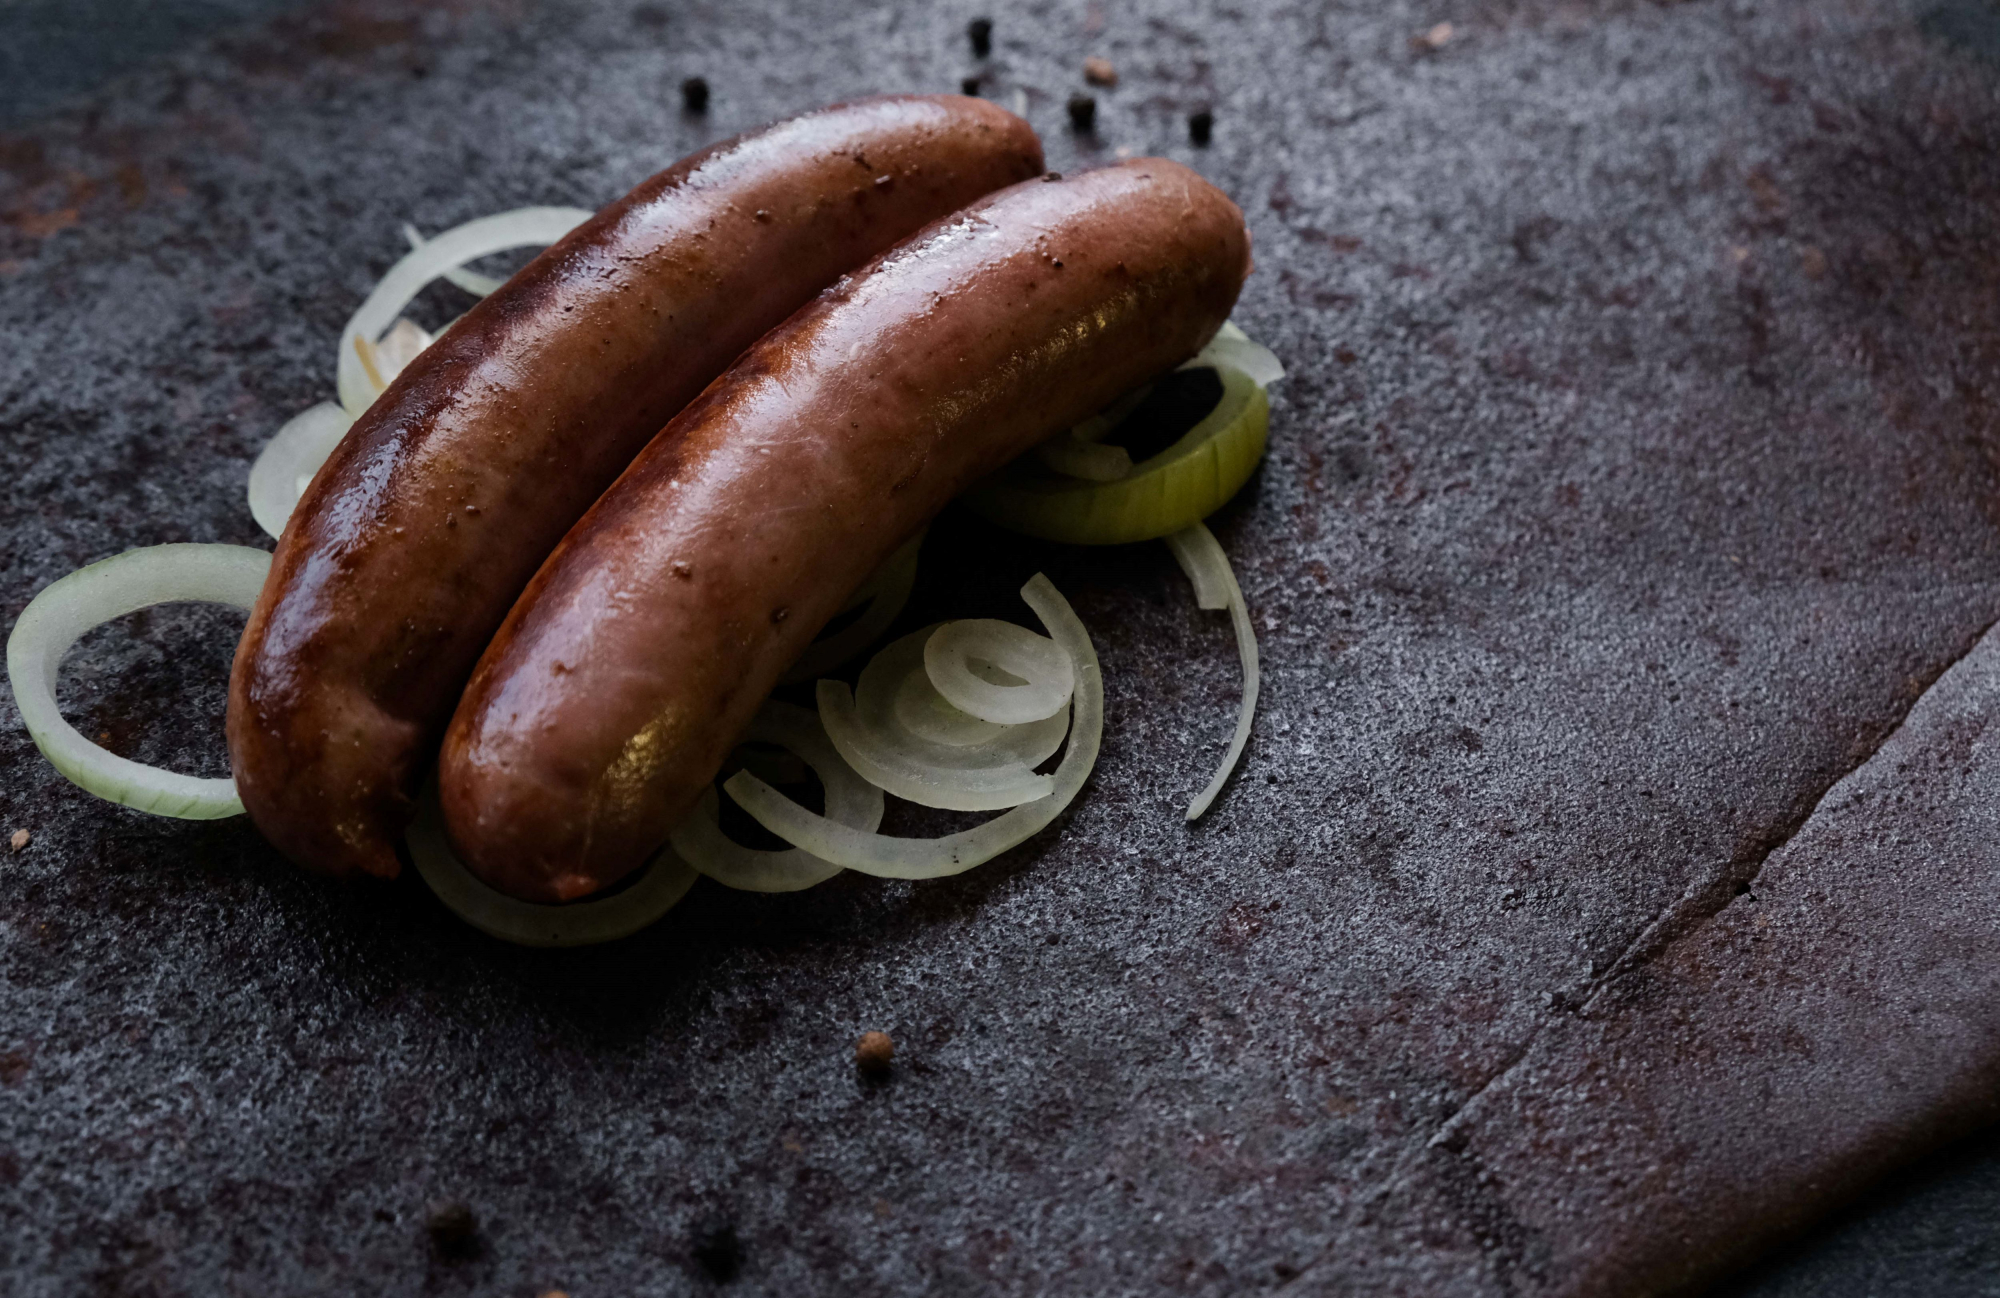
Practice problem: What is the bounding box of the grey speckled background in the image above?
[3,0,2000,1294]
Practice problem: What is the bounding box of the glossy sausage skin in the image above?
[227,96,1043,882]
[439,159,1251,901]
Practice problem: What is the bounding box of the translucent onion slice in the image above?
[403,222,506,298]
[6,544,271,819]
[370,317,434,383]
[924,618,1073,724]
[1163,521,1259,820]
[247,402,354,540]
[891,658,1004,746]
[1185,320,1286,388]
[667,699,884,893]
[337,205,593,416]
[406,791,697,947]
[730,573,1102,877]
[1032,382,1153,482]
[779,529,924,684]
[1034,434,1131,482]
[817,625,1069,812]
[965,361,1269,546]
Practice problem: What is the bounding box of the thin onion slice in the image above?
[338,206,593,416]
[403,222,506,298]
[924,618,1073,724]
[1035,433,1132,482]
[247,402,353,540]
[1032,382,1153,482]
[406,791,696,947]
[6,544,271,819]
[668,699,883,893]
[780,529,924,684]
[729,573,1101,877]
[891,656,1003,746]
[1185,320,1285,388]
[817,625,1068,812]
[966,361,1268,546]
[1163,521,1259,820]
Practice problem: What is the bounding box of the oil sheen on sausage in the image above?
[439,159,1251,902]
[227,96,1043,882]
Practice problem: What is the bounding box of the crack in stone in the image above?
[1278,610,2000,1293]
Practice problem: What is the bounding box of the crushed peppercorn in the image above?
[856,1030,894,1073]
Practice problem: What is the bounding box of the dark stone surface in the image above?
[3,0,1999,1294]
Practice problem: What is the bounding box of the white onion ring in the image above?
[728,573,1102,878]
[817,625,1068,812]
[338,206,593,416]
[247,402,353,540]
[667,700,883,892]
[1163,521,1259,820]
[780,529,924,684]
[924,618,1073,724]
[406,791,697,948]
[5,544,271,819]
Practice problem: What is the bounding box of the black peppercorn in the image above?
[425,1200,477,1256]
[961,76,981,96]
[1189,109,1214,146]
[1067,94,1097,133]
[681,76,709,114]
[968,17,993,57]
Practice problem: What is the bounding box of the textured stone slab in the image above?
[1305,616,2000,1294]
[2,0,1999,1294]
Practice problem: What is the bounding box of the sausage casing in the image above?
[227,96,1043,880]
[439,159,1251,901]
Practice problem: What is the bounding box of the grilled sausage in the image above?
[228,96,1043,881]
[439,159,1251,901]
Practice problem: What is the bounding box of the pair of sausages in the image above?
[231,95,1251,902]
[230,96,1042,881]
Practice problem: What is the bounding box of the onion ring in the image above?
[6,544,271,819]
[816,625,1068,812]
[728,573,1102,878]
[246,402,353,540]
[1184,320,1285,387]
[337,206,592,416]
[402,222,506,298]
[966,361,1269,546]
[406,791,697,947]
[923,618,1073,724]
[667,700,883,892]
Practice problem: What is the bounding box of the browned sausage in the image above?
[227,96,1043,882]
[439,159,1251,901]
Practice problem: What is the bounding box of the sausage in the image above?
[438,159,1251,901]
[227,96,1043,882]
